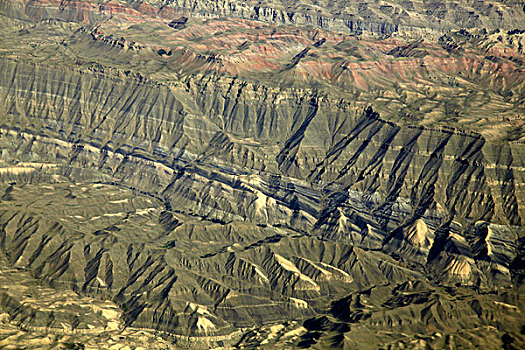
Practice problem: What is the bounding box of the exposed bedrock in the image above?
[0,58,523,303]
[0,0,524,347]
[0,182,422,338]
[1,0,525,37]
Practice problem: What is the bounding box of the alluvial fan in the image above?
[0,0,524,349]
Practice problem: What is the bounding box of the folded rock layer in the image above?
[0,0,524,348]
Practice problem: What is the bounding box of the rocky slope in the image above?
[3,0,525,36]
[0,0,524,349]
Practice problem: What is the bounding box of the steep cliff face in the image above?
[2,0,524,36]
[161,0,525,36]
[0,0,524,348]
[1,58,523,228]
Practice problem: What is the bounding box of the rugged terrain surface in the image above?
[0,0,524,349]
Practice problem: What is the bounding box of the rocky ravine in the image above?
[0,0,524,349]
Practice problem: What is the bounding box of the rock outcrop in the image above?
[0,0,524,348]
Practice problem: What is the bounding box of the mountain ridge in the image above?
[0,0,524,348]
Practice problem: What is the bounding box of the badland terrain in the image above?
[0,0,524,348]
